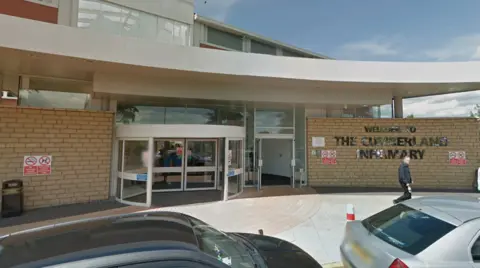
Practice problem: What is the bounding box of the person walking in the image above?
[394,156,413,204]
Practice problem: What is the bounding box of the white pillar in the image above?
[393,96,403,118]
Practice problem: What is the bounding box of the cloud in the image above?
[194,0,239,22]
[424,34,480,61]
[403,91,480,118]
[338,36,400,59]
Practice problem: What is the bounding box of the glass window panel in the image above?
[255,108,294,128]
[255,128,294,134]
[180,24,190,46]
[250,40,277,55]
[97,1,123,35]
[282,49,306,58]
[121,9,157,40]
[380,104,393,118]
[372,106,381,118]
[116,105,165,124]
[355,106,374,118]
[153,139,183,191]
[157,17,174,43]
[207,27,243,51]
[172,22,182,45]
[165,107,188,124]
[217,105,244,126]
[19,89,91,110]
[185,106,217,124]
[122,140,148,203]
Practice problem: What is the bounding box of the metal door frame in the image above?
[115,138,152,207]
[223,137,245,200]
[254,137,295,190]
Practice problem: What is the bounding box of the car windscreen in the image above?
[361,204,456,255]
[186,217,258,268]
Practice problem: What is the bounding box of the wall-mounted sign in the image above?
[449,151,467,165]
[321,150,337,165]
[312,137,325,147]
[23,155,52,176]
[364,125,416,133]
[332,126,448,160]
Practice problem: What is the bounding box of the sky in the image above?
[194,0,480,118]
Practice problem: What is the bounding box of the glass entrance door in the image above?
[152,139,184,192]
[184,139,217,190]
[225,138,244,197]
[116,139,152,207]
[254,138,295,189]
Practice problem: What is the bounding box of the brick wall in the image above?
[0,106,114,209]
[307,118,479,190]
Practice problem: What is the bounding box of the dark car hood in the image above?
[230,232,322,268]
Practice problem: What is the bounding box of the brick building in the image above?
[0,1,479,209]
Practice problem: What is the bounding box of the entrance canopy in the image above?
[0,14,480,102]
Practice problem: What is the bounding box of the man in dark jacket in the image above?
[394,156,413,204]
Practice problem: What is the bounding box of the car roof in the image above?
[403,195,480,224]
[0,211,199,266]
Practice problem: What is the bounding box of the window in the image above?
[19,89,91,110]
[471,236,480,261]
[78,0,190,46]
[206,27,243,51]
[282,49,306,58]
[250,40,276,55]
[362,204,456,255]
[116,102,244,126]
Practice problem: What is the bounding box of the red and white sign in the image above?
[449,151,467,165]
[321,150,337,165]
[38,155,52,175]
[23,156,38,176]
[23,155,52,176]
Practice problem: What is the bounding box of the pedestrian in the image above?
[393,156,413,204]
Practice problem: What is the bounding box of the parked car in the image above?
[340,195,480,268]
[0,211,322,268]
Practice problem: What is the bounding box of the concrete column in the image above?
[2,74,20,95]
[57,0,79,27]
[393,96,403,118]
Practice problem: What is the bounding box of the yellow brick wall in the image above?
[0,106,114,209]
[307,118,479,190]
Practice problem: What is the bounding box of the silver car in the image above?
[340,195,480,268]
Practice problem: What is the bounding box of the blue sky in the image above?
[194,0,480,117]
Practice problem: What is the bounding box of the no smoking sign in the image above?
[23,155,53,176]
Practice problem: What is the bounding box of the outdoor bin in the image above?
[2,180,24,218]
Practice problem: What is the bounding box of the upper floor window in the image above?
[18,77,92,110]
[206,27,243,51]
[250,40,276,55]
[78,0,190,46]
[282,49,307,58]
